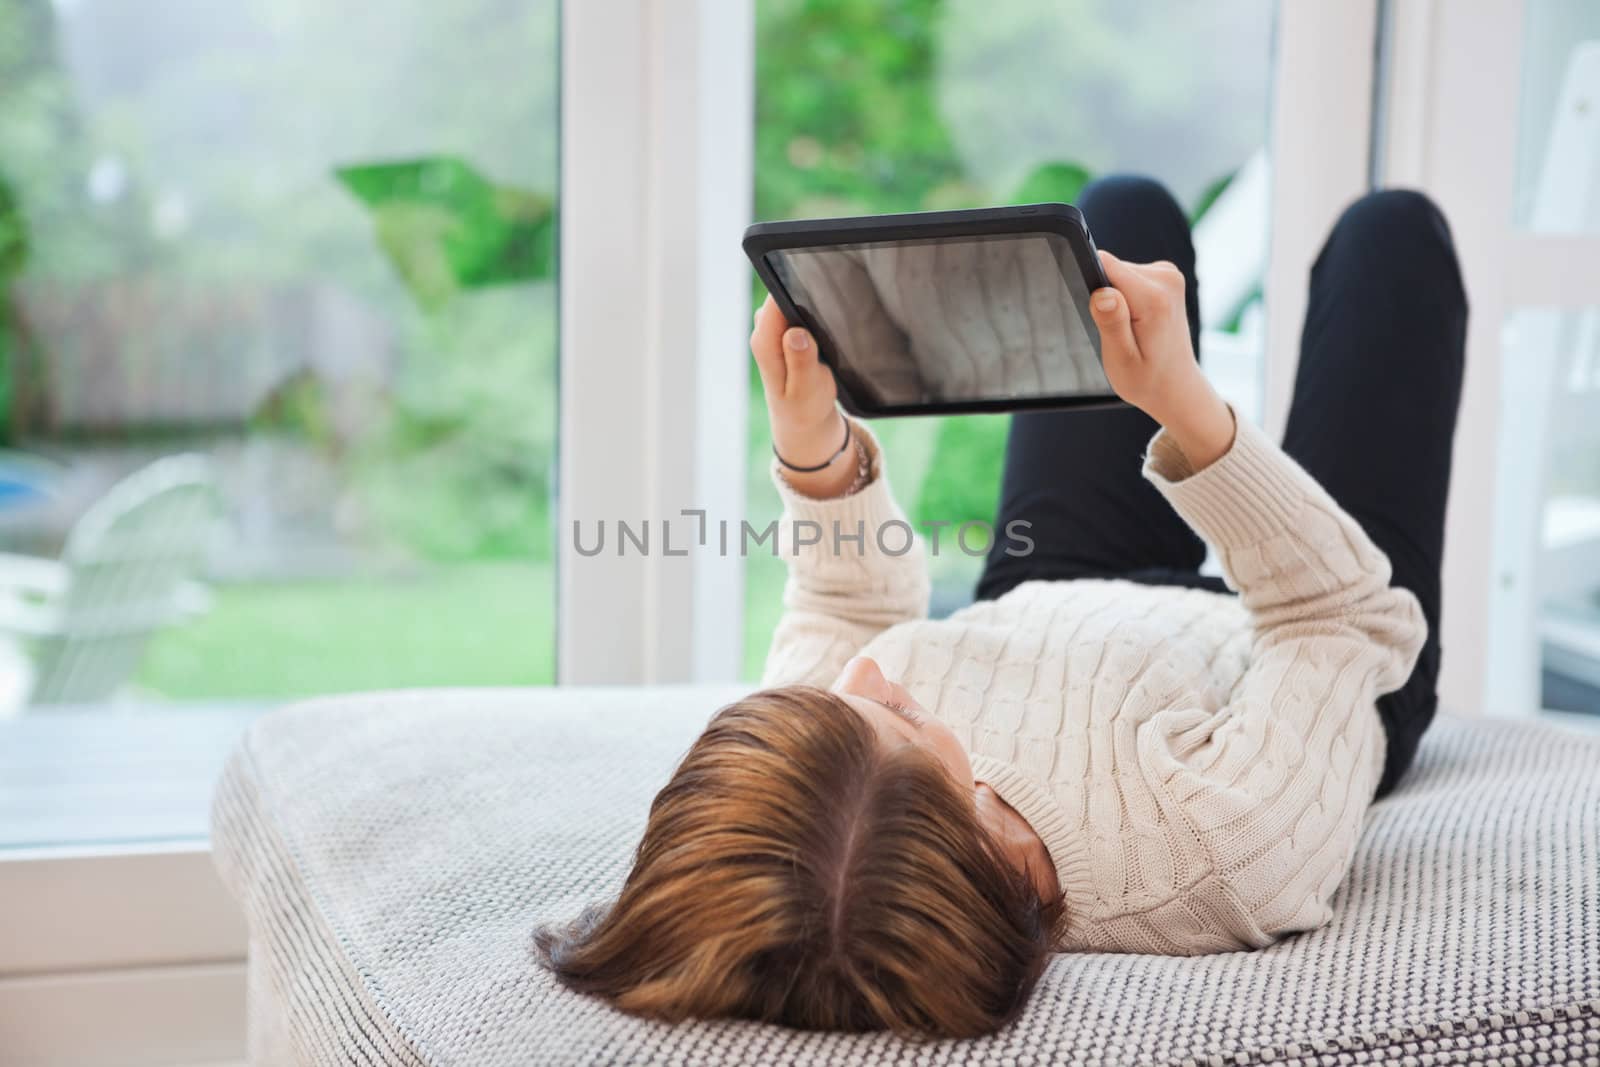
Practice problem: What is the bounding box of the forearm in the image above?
[1143,411,1427,691]
[1146,370,1236,473]
[762,423,931,681]
[771,419,928,614]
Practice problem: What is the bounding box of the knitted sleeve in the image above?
[759,420,931,689]
[1137,409,1427,946]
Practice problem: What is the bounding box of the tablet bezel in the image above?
[743,203,1127,417]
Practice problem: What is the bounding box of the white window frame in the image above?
[1375,0,1600,716]
[0,3,1394,1060]
[557,0,754,685]
[1260,2,1381,438]
[0,845,248,1063]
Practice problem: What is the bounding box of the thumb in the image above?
[1089,286,1140,364]
[781,326,825,397]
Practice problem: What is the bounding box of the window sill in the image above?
[1,706,266,979]
[0,705,266,850]
[0,839,251,1065]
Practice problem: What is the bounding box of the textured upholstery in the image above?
[211,686,1600,1066]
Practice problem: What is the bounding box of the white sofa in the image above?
[211,685,1600,1065]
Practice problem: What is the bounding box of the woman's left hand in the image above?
[751,295,865,498]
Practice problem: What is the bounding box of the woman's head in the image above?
[535,680,1061,1038]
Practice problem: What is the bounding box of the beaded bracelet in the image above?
[840,431,872,496]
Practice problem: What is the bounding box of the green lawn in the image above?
[135,440,998,697]
[136,557,798,699]
[136,561,557,700]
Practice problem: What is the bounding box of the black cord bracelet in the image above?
[773,416,851,473]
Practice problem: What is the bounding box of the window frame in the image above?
[556,0,754,685]
[1375,0,1600,716]
[0,844,248,1063]
[1261,1,1382,438]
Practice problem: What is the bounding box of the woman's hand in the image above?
[1089,251,1236,471]
[751,295,860,498]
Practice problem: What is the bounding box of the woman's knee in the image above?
[1328,189,1466,305]
[1079,174,1185,225]
[1077,174,1192,265]
[1336,189,1451,244]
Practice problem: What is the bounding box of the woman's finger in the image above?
[751,295,788,394]
[1089,285,1141,373]
[755,293,786,331]
[781,326,819,398]
[1098,251,1164,313]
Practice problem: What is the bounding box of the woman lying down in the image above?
[536,178,1466,1038]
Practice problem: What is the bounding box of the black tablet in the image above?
[744,203,1123,417]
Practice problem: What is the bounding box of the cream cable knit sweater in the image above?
[761,412,1426,955]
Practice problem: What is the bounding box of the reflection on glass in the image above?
[745,0,1278,677]
[0,0,559,845]
[1491,307,1600,717]
[769,235,1108,409]
[1513,1,1600,233]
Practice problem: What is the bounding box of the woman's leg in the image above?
[976,175,1212,601]
[1281,189,1467,797]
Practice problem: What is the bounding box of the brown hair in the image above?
[534,686,1062,1038]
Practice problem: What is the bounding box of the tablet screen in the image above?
[765,232,1109,410]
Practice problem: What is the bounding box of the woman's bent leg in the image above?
[976,175,1208,601]
[1282,189,1467,797]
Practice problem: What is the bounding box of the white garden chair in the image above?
[0,453,218,714]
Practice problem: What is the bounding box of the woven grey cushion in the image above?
[211,686,1600,1066]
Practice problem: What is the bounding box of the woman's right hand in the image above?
[1089,252,1235,471]
[752,295,862,497]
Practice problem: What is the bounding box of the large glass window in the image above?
[0,0,559,846]
[743,0,1278,678]
[1503,307,1600,716]
[1494,3,1600,718]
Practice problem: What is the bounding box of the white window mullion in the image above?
[558,0,652,684]
[1260,0,1380,440]
[689,4,756,683]
[1377,0,1530,716]
[558,0,754,684]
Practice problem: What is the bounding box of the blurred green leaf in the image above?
[0,173,28,278]
[1190,167,1237,224]
[336,156,554,311]
[1010,161,1093,206]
